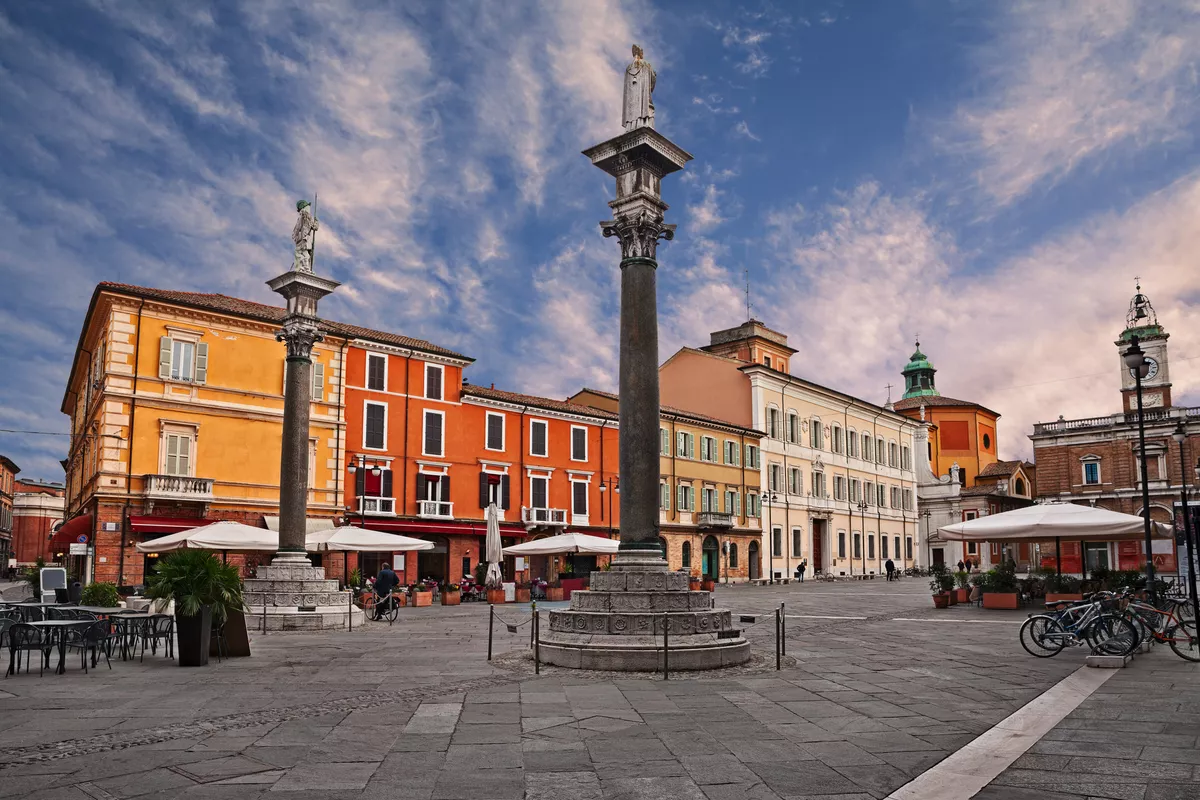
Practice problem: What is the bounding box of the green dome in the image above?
[901,341,939,399]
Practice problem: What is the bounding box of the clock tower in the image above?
[1117,283,1171,412]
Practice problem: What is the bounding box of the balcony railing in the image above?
[1033,405,1200,435]
[522,507,567,528]
[358,496,395,515]
[418,500,453,519]
[143,474,214,503]
[697,512,734,529]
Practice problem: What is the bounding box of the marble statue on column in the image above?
[622,44,655,131]
[291,199,319,273]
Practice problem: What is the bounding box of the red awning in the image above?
[129,515,209,535]
[356,518,529,538]
[50,514,92,547]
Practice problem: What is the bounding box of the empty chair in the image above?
[140,615,174,662]
[6,623,52,677]
[66,619,112,673]
[0,617,14,649]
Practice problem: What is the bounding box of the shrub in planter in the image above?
[348,568,363,590]
[546,586,564,601]
[411,585,433,607]
[487,588,506,604]
[441,584,461,606]
[145,549,244,667]
[1044,573,1082,603]
[981,561,1020,609]
[928,564,954,607]
[516,585,531,603]
[953,571,970,603]
[80,581,121,608]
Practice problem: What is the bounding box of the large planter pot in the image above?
[982,592,1019,610]
[546,587,564,601]
[516,588,531,603]
[487,589,506,605]
[689,578,702,591]
[441,591,461,606]
[412,591,432,607]
[954,588,970,603]
[932,593,950,609]
[210,608,250,658]
[701,579,716,592]
[392,592,408,607]
[947,590,958,606]
[1045,593,1082,605]
[176,606,212,667]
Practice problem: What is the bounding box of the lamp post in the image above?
[856,499,869,576]
[598,477,619,535]
[765,490,778,583]
[1171,422,1200,625]
[921,508,932,569]
[1123,336,1158,604]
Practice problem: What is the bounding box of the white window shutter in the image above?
[158,336,172,379]
[312,362,325,401]
[194,342,208,384]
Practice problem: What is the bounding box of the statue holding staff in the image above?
[622,44,655,131]
[291,198,319,273]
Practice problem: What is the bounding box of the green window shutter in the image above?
[158,336,172,379]
[687,434,695,459]
[194,342,208,384]
[660,484,669,510]
[312,362,325,401]
[677,484,685,510]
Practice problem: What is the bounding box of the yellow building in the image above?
[569,389,765,582]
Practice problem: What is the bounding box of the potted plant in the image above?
[953,571,970,604]
[688,570,702,591]
[411,583,433,607]
[145,549,244,667]
[1044,573,1083,605]
[982,562,1020,609]
[347,567,363,591]
[441,583,461,606]
[515,582,531,603]
[80,581,121,608]
[929,564,951,608]
[487,581,506,604]
[546,583,564,601]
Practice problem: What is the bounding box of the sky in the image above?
[1,0,1198,481]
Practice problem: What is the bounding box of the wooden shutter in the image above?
[572,482,586,515]
[158,336,172,379]
[687,434,695,459]
[194,342,208,384]
[572,428,586,460]
[441,475,450,501]
[487,414,503,450]
[355,467,366,497]
[312,362,324,401]
[479,472,490,508]
[677,484,685,510]
[424,412,442,455]
[500,475,511,509]
[381,469,393,498]
[415,474,428,501]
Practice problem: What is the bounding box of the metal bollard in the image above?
[663,612,670,680]
[348,590,352,633]
[262,602,267,635]
[530,600,536,649]
[488,604,494,661]
[534,609,540,675]
[781,602,786,656]
[775,607,781,671]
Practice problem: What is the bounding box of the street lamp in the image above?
[1171,422,1200,625]
[1123,336,1158,604]
[856,499,869,576]
[598,477,619,535]
[765,491,778,583]
[921,508,932,570]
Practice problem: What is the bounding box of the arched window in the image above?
[1015,477,1026,496]
[681,540,691,568]
[728,542,738,568]
[659,537,669,560]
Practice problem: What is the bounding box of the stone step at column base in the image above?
[246,604,364,632]
[538,631,750,671]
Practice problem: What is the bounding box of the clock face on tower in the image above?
[1129,356,1160,381]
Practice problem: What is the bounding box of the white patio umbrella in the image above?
[502,532,620,556]
[485,503,503,588]
[937,502,1171,542]
[306,527,434,553]
[134,520,279,553]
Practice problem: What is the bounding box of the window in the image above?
[967,541,978,556]
[812,471,826,498]
[864,481,874,505]
[172,339,194,381]
[965,510,978,521]
[1015,477,1026,496]
[747,493,760,517]
[848,430,858,458]
[901,446,911,470]
[838,530,847,558]
[792,528,803,557]
[163,432,192,476]
[834,475,846,501]
[1083,460,1101,485]
[862,434,872,462]
[358,467,396,514]
[312,360,326,401]
[906,537,913,560]
[772,527,782,557]
[724,440,740,465]
[530,475,548,508]
[868,534,875,560]
[982,433,991,450]
[849,478,860,503]
[810,418,823,450]
[158,336,208,383]
[660,483,670,510]
[894,536,900,559]
[764,355,772,368]
[891,486,901,508]
[366,353,387,391]
[702,486,718,513]
[770,464,783,493]
[729,543,738,568]
[676,483,695,511]
[677,431,695,458]
[571,481,588,518]
[877,437,885,464]
[877,483,886,507]
[486,412,505,451]
[364,401,387,449]
[682,541,691,568]
[787,467,802,495]
[903,489,914,511]
[787,413,799,443]
[832,425,843,454]
[700,436,717,462]
[853,532,862,559]
[745,444,760,469]
[424,363,443,400]
[881,535,888,559]
[571,426,588,461]
[423,410,444,456]
[725,490,740,516]
[888,442,897,467]
[479,472,510,509]
[530,419,548,457]
[767,407,780,439]
[660,428,670,455]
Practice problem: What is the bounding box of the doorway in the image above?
[701,535,720,581]
[416,536,449,584]
[811,520,825,574]
[749,541,760,580]
[932,548,945,567]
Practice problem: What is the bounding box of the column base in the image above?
[243,558,362,632]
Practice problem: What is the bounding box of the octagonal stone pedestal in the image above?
[242,558,362,632]
[538,569,750,671]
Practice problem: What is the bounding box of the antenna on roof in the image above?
[744,268,752,321]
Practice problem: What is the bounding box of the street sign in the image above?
[76,534,88,544]
[69,543,87,556]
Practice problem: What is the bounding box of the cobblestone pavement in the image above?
[1,578,1193,799]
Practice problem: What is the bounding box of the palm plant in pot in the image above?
[145,549,245,667]
[953,571,970,603]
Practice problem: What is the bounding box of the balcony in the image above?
[358,496,395,515]
[522,507,567,529]
[143,474,214,505]
[418,500,454,520]
[698,512,734,529]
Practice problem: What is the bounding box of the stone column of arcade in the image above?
[241,200,361,631]
[539,47,750,670]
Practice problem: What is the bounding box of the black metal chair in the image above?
[0,618,15,649]
[210,619,228,663]
[140,615,175,662]
[6,623,52,677]
[23,606,45,623]
[66,619,112,673]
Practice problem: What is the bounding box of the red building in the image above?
[12,479,66,567]
[0,456,17,571]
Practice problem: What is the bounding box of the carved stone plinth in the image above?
[242,557,361,632]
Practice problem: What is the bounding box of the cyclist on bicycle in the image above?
[373,563,399,620]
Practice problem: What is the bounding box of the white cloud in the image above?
[950,0,1200,204]
[734,120,761,141]
[719,26,772,76]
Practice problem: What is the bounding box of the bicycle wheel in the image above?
[1085,614,1138,656]
[1020,616,1066,658]
[1166,619,1200,662]
[385,597,399,624]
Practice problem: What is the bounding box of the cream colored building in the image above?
[660,320,920,580]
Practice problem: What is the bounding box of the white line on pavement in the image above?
[884,665,1117,800]
[785,614,869,620]
[889,618,1025,624]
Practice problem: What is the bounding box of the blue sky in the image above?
[1,0,1198,480]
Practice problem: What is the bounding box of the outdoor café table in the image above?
[5,602,61,622]
[74,606,145,616]
[27,619,91,675]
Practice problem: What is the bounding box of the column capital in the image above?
[276,314,324,361]
[601,211,677,262]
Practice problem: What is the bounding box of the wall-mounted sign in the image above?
[76,534,89,544]
[69,543,88,556]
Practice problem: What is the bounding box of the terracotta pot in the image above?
[412,591,432,607]
[1045,593,1083,605]
[954,588,970,603]
[701,579,716,592]
[947,591,958,606]
[932,593,950,609]
[487,589,506,605]
[546,587,564,601]
[516,588,531,603]
[982,592,1019,610]
[391,592,408,607]
[441,591,461,606]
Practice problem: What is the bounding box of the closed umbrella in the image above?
[485,503,503,588]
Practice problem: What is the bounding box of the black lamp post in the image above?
[1123,336,1158,604]
[856,499,869,576]
[598,477,619,535]
[765,490,778,583]
[1172,422,1200,625]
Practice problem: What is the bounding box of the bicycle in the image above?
[1019,594,1138,658]
[358,590,399,625]
[1118,590,1199,662]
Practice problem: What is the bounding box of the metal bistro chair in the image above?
[0,617,15,650]
[6,623,53,677]
[210,619,229,663]
[140,615,175,662]
[111,614,146,661]
[66,619,112,673]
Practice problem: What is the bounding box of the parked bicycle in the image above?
[358,590,399,624]
[1117,588,1199,662]
[1019,593,1139,658]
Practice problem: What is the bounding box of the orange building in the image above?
[13,479,65,567]
[0,455,17,571]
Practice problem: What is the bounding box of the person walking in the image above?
[885,558,895,582]
[794,562,803,582]
[373,562,399,620]
[956,559,965,573]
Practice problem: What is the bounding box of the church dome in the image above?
[901,340,940,399]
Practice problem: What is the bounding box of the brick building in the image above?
[1031,286,1196,574]
[13,479,65,567]
[0,455,16,571]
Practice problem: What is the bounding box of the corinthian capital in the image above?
[276,315,325,360]
[600,209,677,262]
